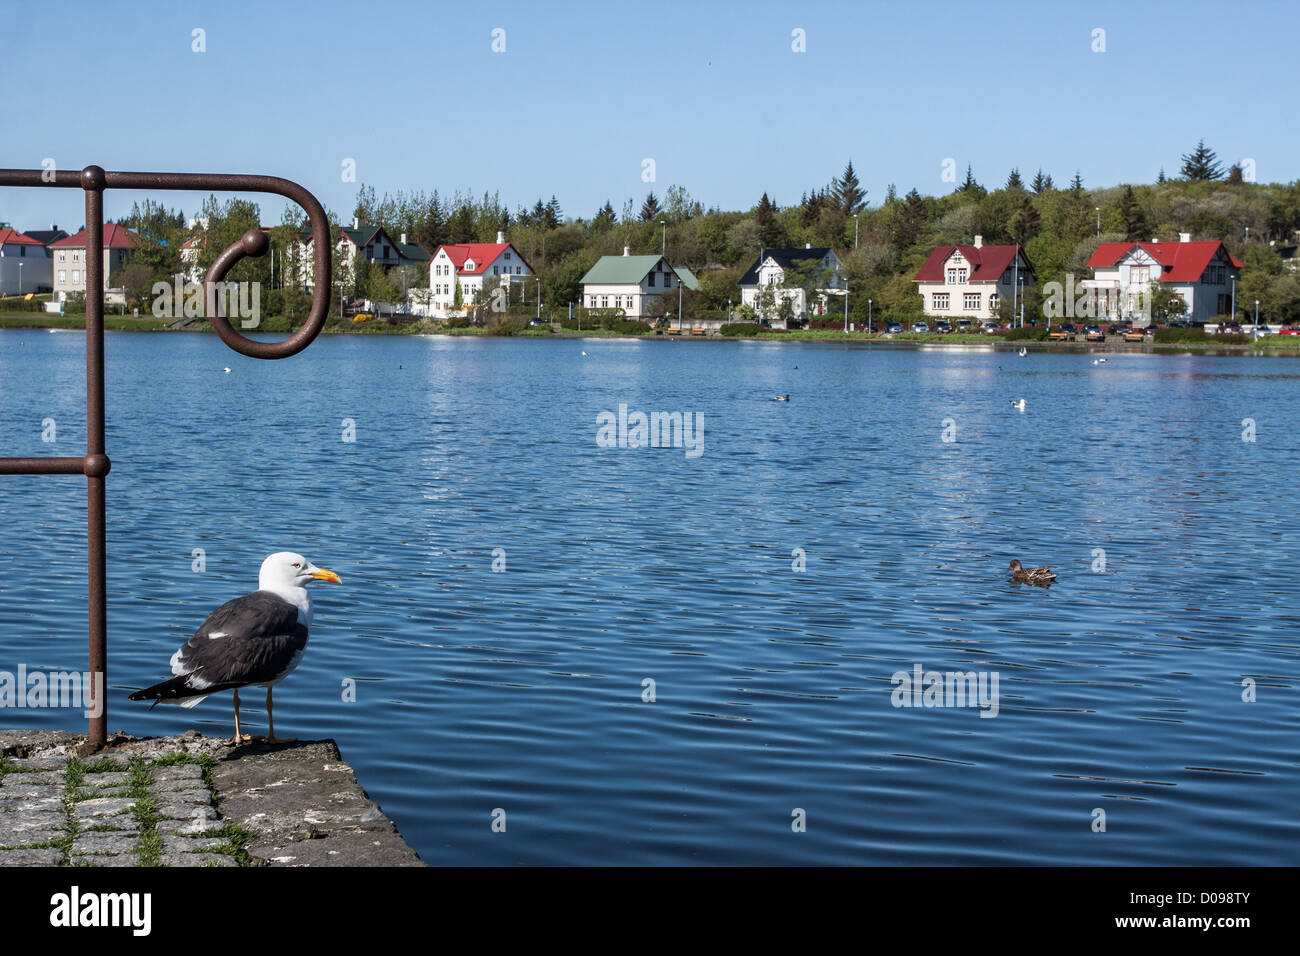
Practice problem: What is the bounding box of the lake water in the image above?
[1,329,1297,865]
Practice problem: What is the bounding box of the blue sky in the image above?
[1,0,1294,231]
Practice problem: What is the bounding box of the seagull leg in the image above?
[265,687,295,745]
[231,689,251,744]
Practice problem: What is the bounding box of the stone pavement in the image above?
[0,730,423,867]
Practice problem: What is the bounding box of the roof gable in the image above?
[739,247,836,285]
[913,243,1029,282]
[50,223,140,249]
[1085,240,1244,281]
[0,228,42,247]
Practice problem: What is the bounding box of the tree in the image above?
[1006,168,1025,191]
[1180,139,1225,182]
[545,195,562,229]
[892,188,928,251]
[1148,282,1187,321]
[833,160,866,214]
[593,201,616,231]
[1117,185,1147,240]
[957,165,984,196]
[117,264,155,306]
[639,192,662,221]
[1030,170,1053,194]
[1227,164,1245,185]
[754,192,785,247]
[1009,198,1041,241]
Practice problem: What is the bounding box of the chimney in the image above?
[805,242,812,249]
[1152,237,1159,243]
[353,216,359,229]
[973,234,983,248]
[400,232,408,244]
[496,230,505,244]
[623,246,630,256]
[1178,232,1191,243]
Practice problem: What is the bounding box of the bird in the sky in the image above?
[128,552,341,744]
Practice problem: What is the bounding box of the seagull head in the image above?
[259,551,342,592]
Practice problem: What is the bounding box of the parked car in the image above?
[981,322,1000,333]
[1221,323,1243,334]
[956,319,973,332]
[886,322,903,334]
[1083,325,1104,340]
[1060,323,1078,335]
[934,321,952,334]
[1143,325,1159,336]
[1280,326,1300,335]
[912,322,929,333]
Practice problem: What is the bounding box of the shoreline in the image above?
[3,314,1298,355]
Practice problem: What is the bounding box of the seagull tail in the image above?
[128,674,215,708]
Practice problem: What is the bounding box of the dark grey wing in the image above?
[170,590,309,690]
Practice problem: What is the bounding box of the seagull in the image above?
[128,552,341,744]
[1010,398,1026,411]
[1092,358,1108,365]
[774,394,790,402]
[581,351,588,356]
[222,367,232,374]
[1018,348,1028,357]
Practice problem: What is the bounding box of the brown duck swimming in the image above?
[1008,559,1056,586]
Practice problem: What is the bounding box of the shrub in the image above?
[1002,325,1049,341]
[719,323,762,336]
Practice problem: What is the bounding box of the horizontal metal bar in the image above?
[0,456,104,475]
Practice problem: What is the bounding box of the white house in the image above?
[738,244,843,325]
[0,226,52,295]
[49,223,139,302]
[295,218,429,290]
[913,237,1033,321]
[1083,234,1242,323]
[428,233,533,316]
[579,248,699,320]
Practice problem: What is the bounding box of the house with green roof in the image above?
[579,247,699,319]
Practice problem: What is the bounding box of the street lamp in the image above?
[1230,275,1236,323]
[843,279,849,333]
[536,277,541,319]
[660,220,666,256]
[854,213,860,248]
[17,260,23,297]
[1095,207,1100,239]
[1255,298,1261,337]
[868,297,872,333]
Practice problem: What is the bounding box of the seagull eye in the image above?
[293,563,302,569]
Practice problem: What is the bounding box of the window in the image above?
[648,272,656,287]
[964,293,980,310]
[516,266,521,274]
[505,252,511,260]
[957,269,967,282]
[588,296,595,307]
[58,270,65,283]
[933,292,950,309]
[947,268,957,283]
[664,273,672,289]
[989,293,999,310]
[58,252,65,262]
[73,270,80,283]
[601,296,609,308]
[493,266,499,274]
[73,252,80,262]
[1131,265,1150,285]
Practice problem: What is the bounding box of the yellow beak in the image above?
[311,568,342,584]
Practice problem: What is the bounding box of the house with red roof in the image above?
[428,231,533,316]
[0,226,51,295]
[49,223,140,302]
[913,236,1033,321]
[1082,234,1243,323]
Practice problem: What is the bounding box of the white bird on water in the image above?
[1092,357,1108,365]
[1018,348,1028,357]
[581,351,588,356]
[1010,398,1026,412]
[223,367,232,373]
[128,552,342,744]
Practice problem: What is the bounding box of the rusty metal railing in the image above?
[0,166,332,749]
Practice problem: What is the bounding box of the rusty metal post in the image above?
[0,165,332,750]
